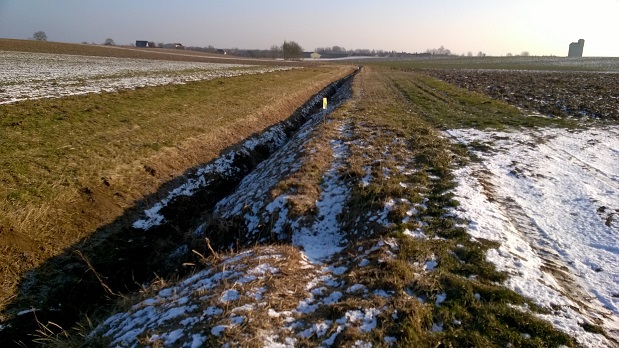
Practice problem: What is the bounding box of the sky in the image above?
[1,0,618,57]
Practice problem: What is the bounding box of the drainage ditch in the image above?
[0,67,359,346]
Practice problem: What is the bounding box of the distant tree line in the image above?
[314,45,393,57]
[48,35,535,60]
[190,43,413,59]
[505,51,530,57]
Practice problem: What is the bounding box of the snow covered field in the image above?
[449,125,619,346]
[0,51,294,104]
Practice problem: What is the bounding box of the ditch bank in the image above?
[0,68,360,346]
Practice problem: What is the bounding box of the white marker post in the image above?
[323,97,327,110]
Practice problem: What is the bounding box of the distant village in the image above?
[131,39,585,59]
[133,40,439,59]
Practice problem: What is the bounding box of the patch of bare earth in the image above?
[424,69,619,120]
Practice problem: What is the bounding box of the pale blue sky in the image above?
[1,0,618,56]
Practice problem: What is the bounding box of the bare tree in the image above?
[521,51,530,57]
[270,45,281,59]
[282,41,303,60]
[103,38,115,46]
[32,31,47,41]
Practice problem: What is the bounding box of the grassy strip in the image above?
[336,66,577,346]
[0,65,354,309]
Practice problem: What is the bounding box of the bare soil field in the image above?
[423,69,619,120]
[381,56,619,72]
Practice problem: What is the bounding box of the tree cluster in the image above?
[426,46,451,56]
[314,46,391,57]
[32,31,47,41]
[282,41,303,60]
[505,51,530,57]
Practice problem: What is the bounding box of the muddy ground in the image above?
[423,69,619,120]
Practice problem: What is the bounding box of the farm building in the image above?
[135,41,156,48]
[303,52,321,59]
[568,39,584,57]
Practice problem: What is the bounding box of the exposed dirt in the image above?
[423,69,619,120]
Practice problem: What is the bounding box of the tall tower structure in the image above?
[568,39,585,58]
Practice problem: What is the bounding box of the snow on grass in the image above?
[292,129,351,261]
[90,239,402,347]
[213,109,327,237]
[89,99,619,345]
[96,121,619,346]
[0,51,294,104]
[449,125,619,346]
[91,249,283,347]
[213,113,354,262]
[132,113,291,230]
